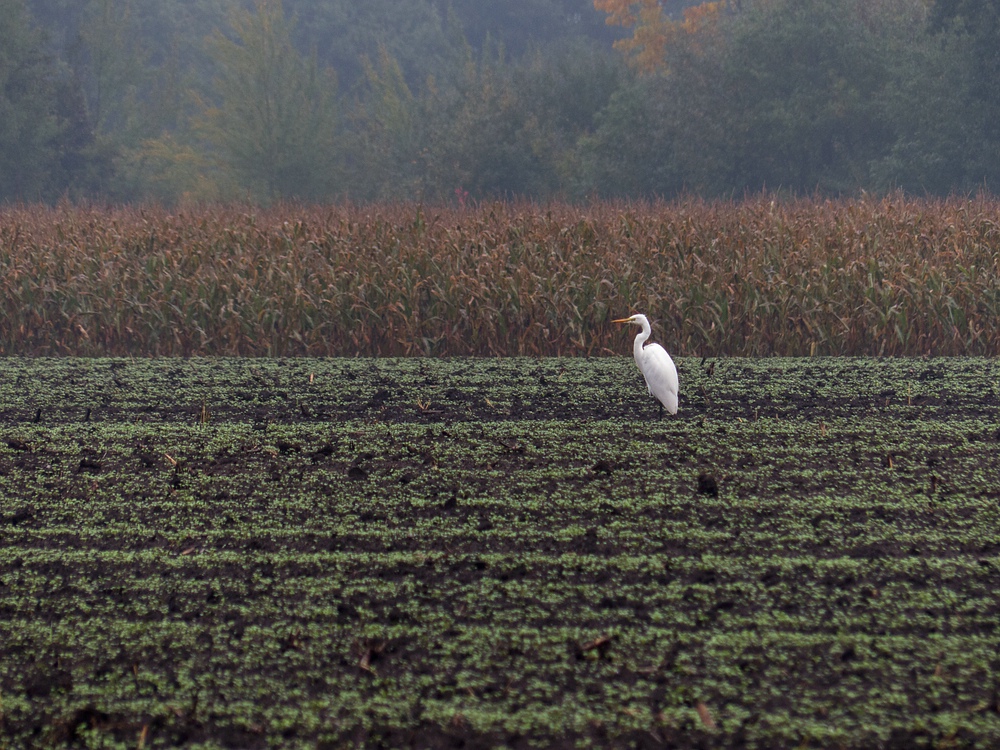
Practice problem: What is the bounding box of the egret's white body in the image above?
[613,313,678,417]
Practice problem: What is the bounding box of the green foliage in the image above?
[444,0,622,55]
[586,0,904,197]
[582,73,683,196]
[286,0,455,91]
[199,0,340,202]
[0,0,66,200]
[116,133,234,204]
[347,39,623,201]
[508,40,627,195]
[346,46,430,200]
[719,0,895,194]
[871,15,974,193]
[77,0,145,136]
[9,0,1000,200]
[926,0,1000,187]
[422,42,564,199]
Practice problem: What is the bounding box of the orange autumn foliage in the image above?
[593,0,726,73]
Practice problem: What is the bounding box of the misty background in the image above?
[2,0,998,204]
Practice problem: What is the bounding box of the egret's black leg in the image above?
[658,401,663,421]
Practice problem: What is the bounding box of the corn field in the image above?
[1,195,999,357]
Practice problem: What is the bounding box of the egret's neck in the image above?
[633,321,651,360]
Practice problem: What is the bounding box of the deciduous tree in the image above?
[593,0,725,73]
[346,46,425,200]
[200,0,339,201]
[927,0,1000,187]
[0,0,108,200]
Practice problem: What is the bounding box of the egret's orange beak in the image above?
[612,317,632,324]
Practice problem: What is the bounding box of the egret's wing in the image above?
[640,343,679,414]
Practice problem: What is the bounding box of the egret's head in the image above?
[612,314,647,327]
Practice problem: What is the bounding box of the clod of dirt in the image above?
[310,443,335,463]
[697,472,719,497]
[6,439,31,452]
[137,452,159,468]
[56,706,108,744]
[367,388,391,409]
[77,458,102,474]
[2,509,31,526]
[276,440,301,455]
[26,668,73,699]
[591,459,614,476]
[347,462,369,481]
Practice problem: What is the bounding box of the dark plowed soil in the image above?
[2,357,1000,749]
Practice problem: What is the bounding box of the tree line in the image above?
[3,0,999,204]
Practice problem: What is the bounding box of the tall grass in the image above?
[1,195,998,356]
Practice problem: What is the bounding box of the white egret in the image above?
[613,313,678,418]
